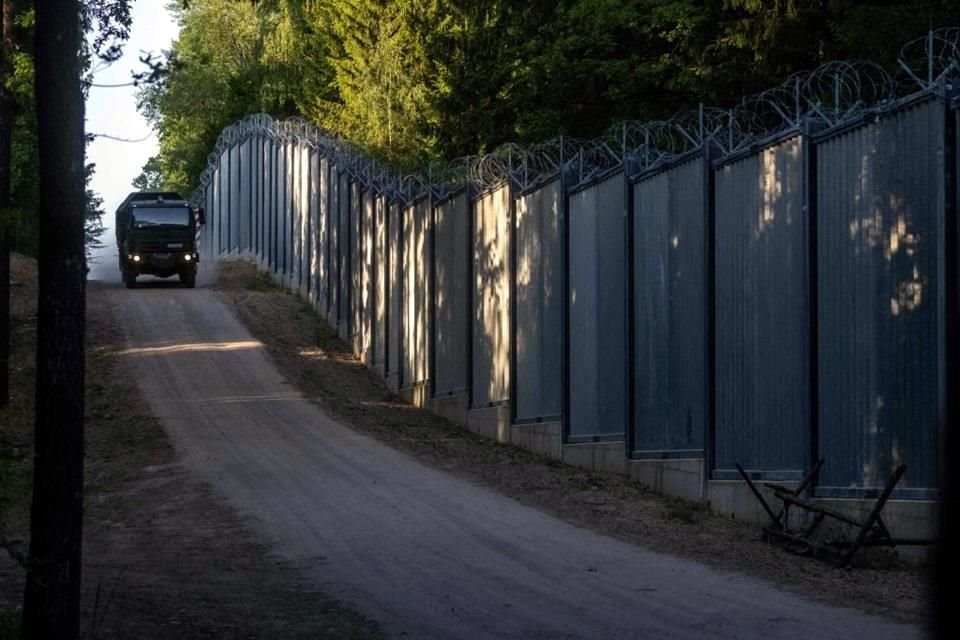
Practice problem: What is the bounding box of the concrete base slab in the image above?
[563,442,627,475]
[510,422,562,460]
[466,405,511,443]
[708,479,800,525]
[815,498,938,560]
[429,394,468,426]
[398,383,430,409]
[629,458,705,502]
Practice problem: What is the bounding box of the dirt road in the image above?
[109,271,920,640]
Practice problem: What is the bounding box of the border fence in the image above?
[193,30,959,523]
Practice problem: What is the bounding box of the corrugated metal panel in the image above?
[387,201,403,389]
[373,194,388,369]
[434,193,469,396]
[350,180,363,347]
[817,99,945,493]
[338,171,350,337]
[515,180,563,421]
[403,200,430,386]
[569,172,627,440]
[472,185,511,406]
[361,189,375,363]
[633,157,707,455]
[714,135,809,477]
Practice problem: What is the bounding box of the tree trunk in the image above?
[20,2,86,638]
[0,0,21,407]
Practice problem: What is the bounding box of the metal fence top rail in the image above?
[192,27,959,205]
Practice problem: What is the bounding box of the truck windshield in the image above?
[132,207,191,228]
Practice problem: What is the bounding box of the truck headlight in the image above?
[184,254,192,261]
[132,255,141,262]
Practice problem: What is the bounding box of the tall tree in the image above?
[0,0,22,407]
[20,0,86,636]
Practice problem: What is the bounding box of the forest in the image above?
[136,0,957,198]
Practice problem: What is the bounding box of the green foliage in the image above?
[85,163,105,258]
[131,155,164,191]
[6,10,38,256]
[141,0,958,188]
[3,3,132,257]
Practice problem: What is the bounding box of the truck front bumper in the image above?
[127,252,198,277]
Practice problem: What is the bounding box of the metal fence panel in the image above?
[338,171,351,336]
[270,142,279,272]
[472,185,511,407]
[433,193,469,396]
[291,142,302,285]
[361,188,375,362]
[309,151,320,304]
[373,194,388,369]
[280,142,291,274]
[218,151,228,255]
[350,180,362,347]
[286,142,296,276]
[205,183,213,258]
[403,200,430,386]
[230,143,241,252]
[714,135,809,477]
[328,165,340,323]
[301,144,311,294]
[569,172,627,440]
[816,99,945,494]
[387,201,403,388]
[632,158,707,455]
[253,137,261,257]
[249,137,260,253]
[515,180,563,421]
[264,138,272,264]
[239,139,251,252]
[318,157,330,315]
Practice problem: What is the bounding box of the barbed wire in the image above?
[192,27,958,206]
[899,27,960,90]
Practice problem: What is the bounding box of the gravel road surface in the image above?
[109,272,920,640]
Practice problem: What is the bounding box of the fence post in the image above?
[804,116,822,486]
[703,138,719,486]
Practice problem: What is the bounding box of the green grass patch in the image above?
[246,271,279,292]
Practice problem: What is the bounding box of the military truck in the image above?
[115,191,205,289]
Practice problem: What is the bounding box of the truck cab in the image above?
[115,191,205,288]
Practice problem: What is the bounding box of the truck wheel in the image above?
[181,270,196,289]
[124,270,137,289]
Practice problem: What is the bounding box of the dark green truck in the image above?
[115,192,205,288]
